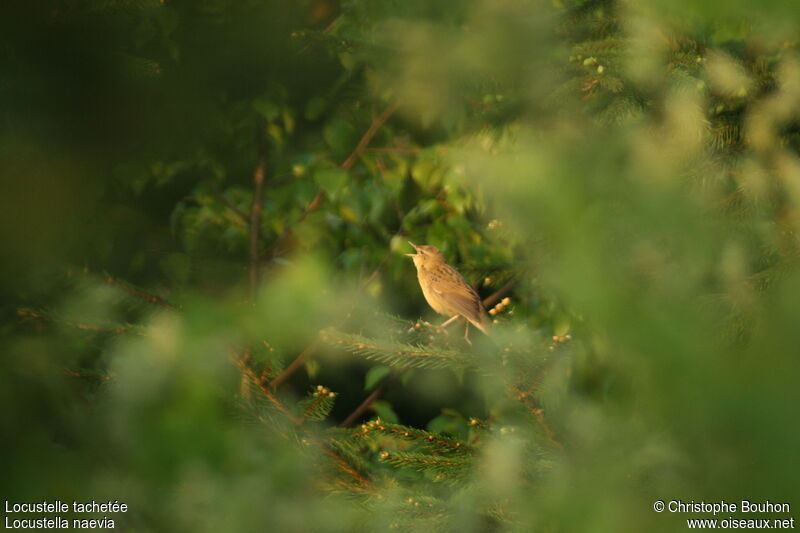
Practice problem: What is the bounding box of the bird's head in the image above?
[406,242,445,268]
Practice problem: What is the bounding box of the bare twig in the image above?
[214,192,249,223]
[269,338,320,389]
[340,101,399,171]
[482,278,516,307]
[249,118,269,297]
[339,370,404,427]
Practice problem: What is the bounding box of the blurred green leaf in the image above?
[315,167,350,197]
[323,117,357,155]
[371,400,399,423]
[253,97,281,122]
[305,96,328,120]
[364,365,392,391]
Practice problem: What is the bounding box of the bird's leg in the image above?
[464,321,472,345]
[439,315,460,329]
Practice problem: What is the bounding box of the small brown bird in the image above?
[406,242,490,343]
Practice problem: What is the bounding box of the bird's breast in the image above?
[417,270,455,316]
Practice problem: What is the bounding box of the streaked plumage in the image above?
[406,242,490,342]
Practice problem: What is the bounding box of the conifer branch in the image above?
[324,331,473,370]
[233,353,302,425]
[358,420,475,454]
[300,385,337,422]
[82,269,177,310]
[18,309,142,336]
[516,386,563,450]
[378,451,471,479]
[324,449,373,492]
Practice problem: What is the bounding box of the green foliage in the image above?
[3,0,800,532]
[324,329,476,370]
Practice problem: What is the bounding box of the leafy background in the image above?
[2,0,799,531]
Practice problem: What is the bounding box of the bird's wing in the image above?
[432,285,489,333]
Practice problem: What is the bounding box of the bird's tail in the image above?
[470,309,492,336]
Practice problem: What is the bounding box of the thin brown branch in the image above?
[249,118,269,297]
[215,192,249,223]
[269,338,320,389]
[482,278,516,308]
[341,101,399,171]
[298,191,325,225]
[339,370,404,428]
[268,195,322,260]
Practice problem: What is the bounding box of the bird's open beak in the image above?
[405,241,418,257]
